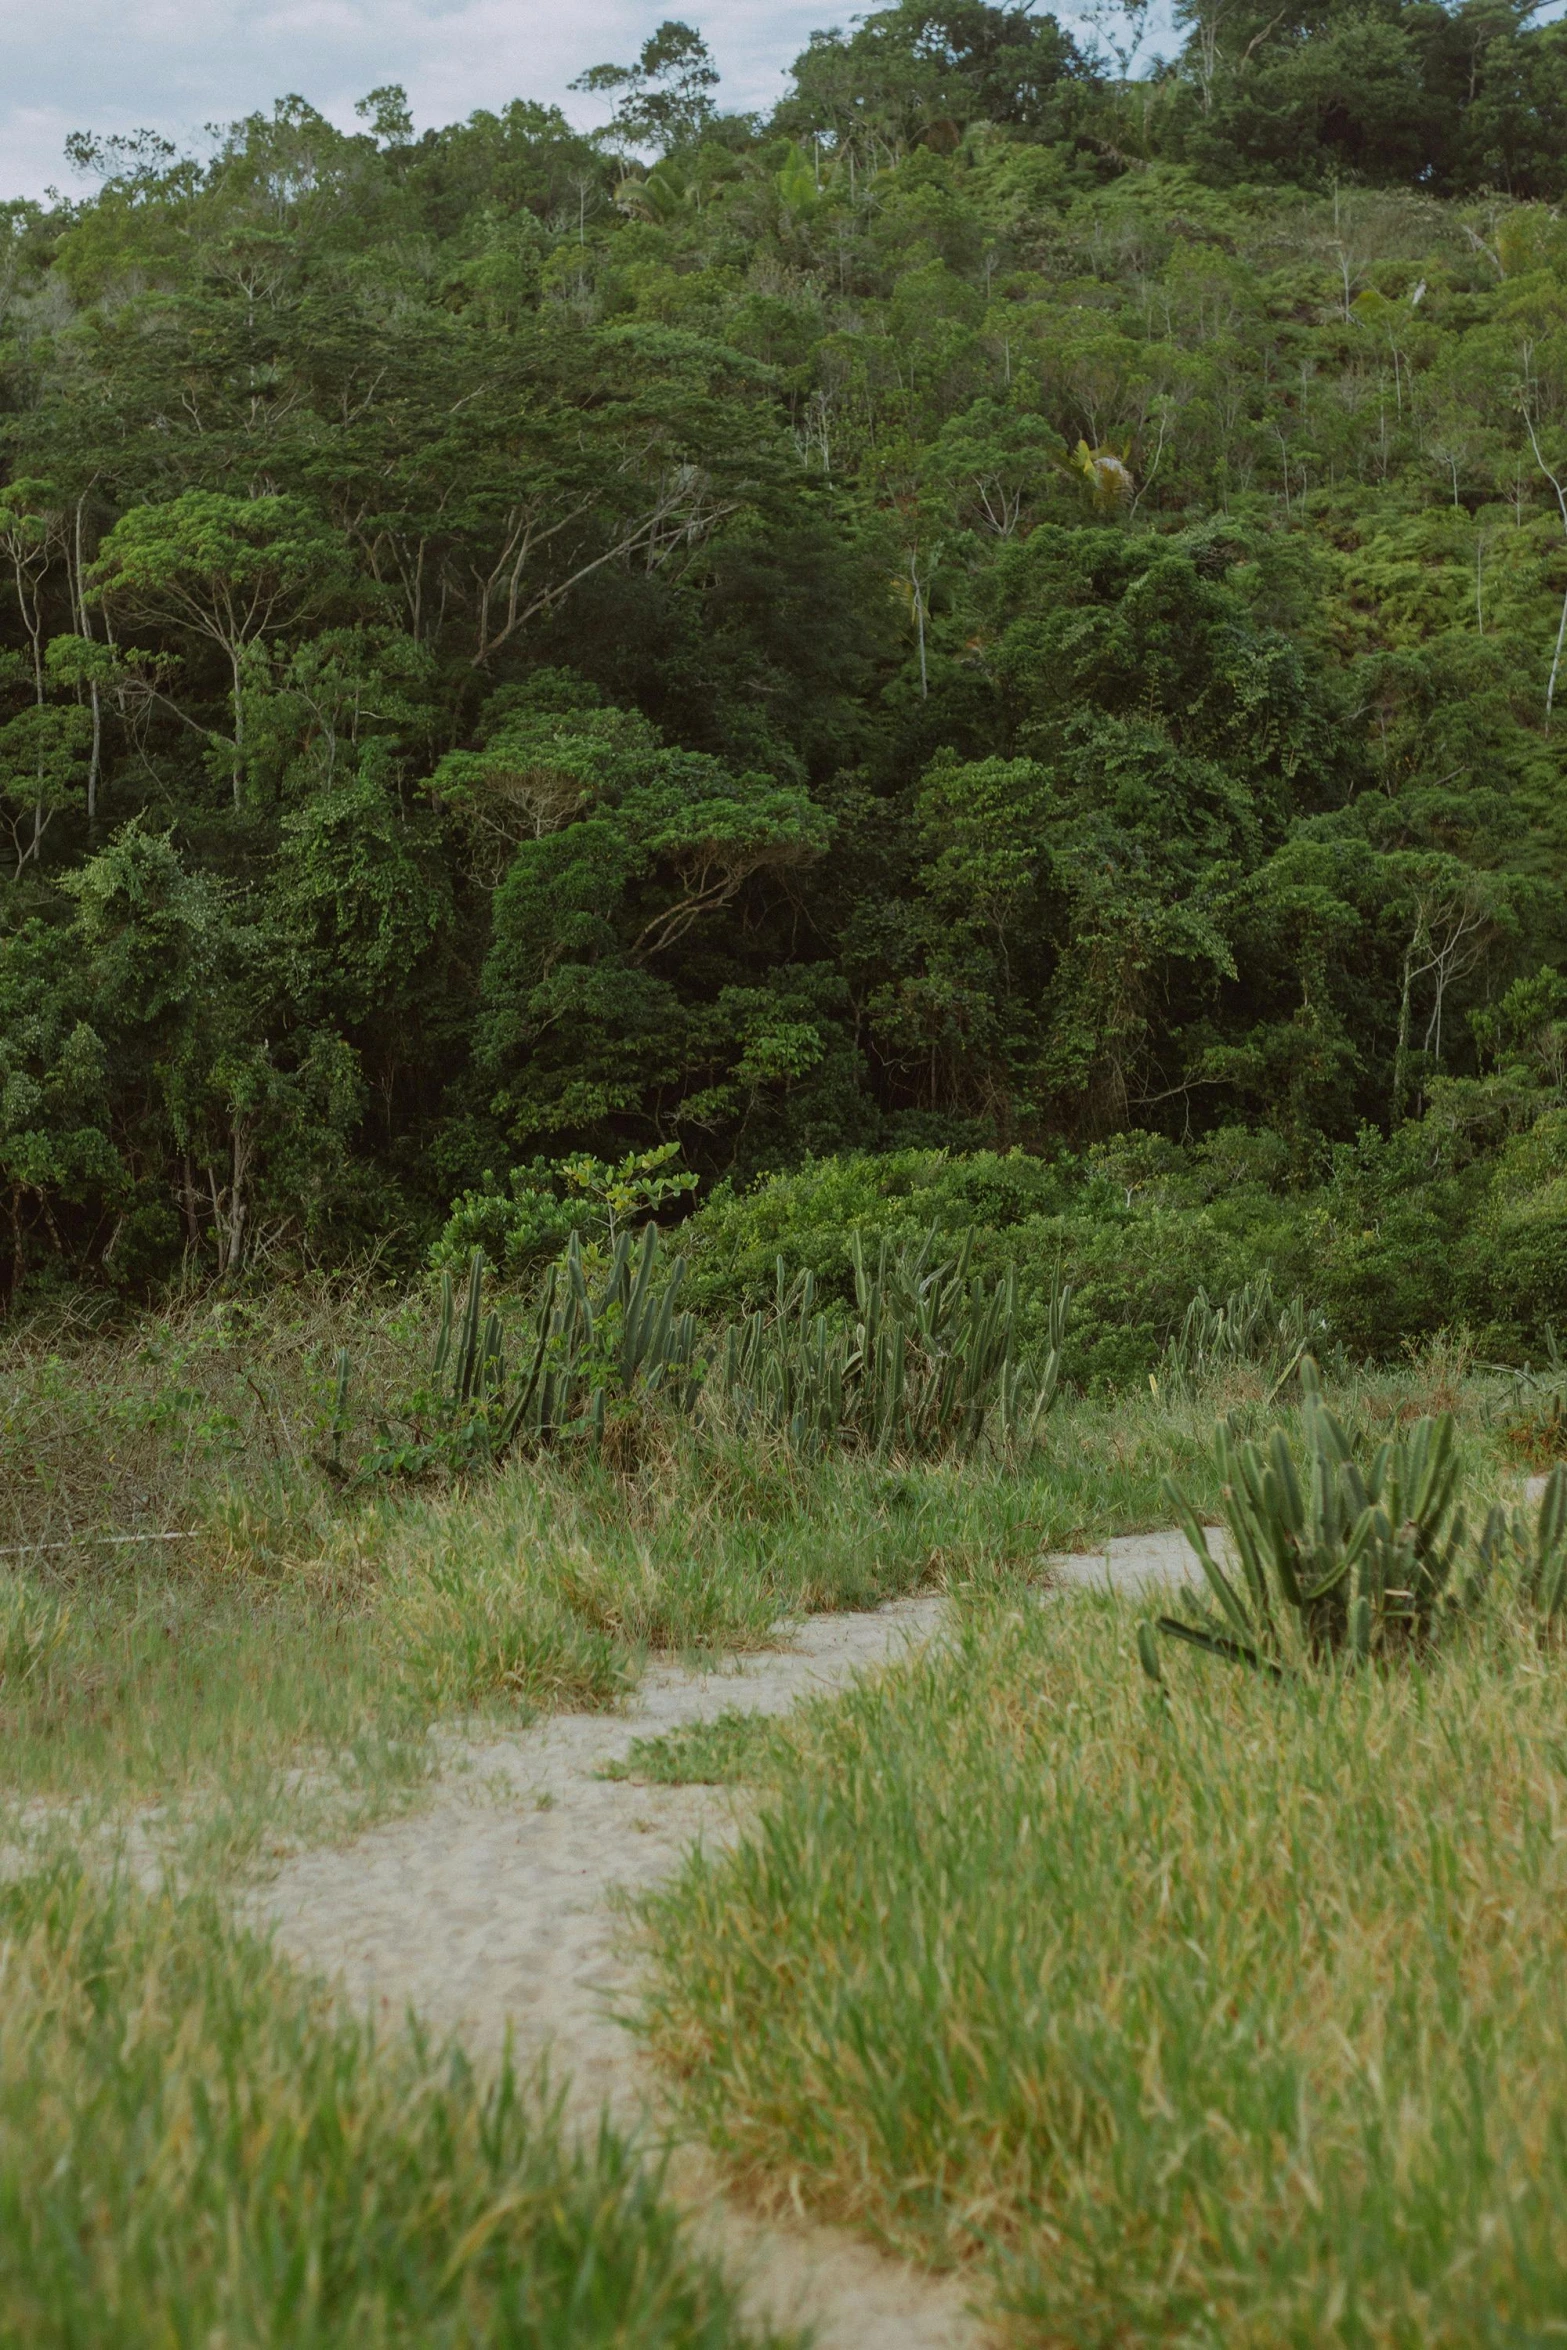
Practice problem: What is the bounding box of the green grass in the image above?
[0,1860,790,2350]
[0,1443,1023,1874]
[0,1443,1053,1874]
[0,1536,433,1882]
[0,1293,1545,2345]
[600,1708,794,1786]
[637,1589,1567,2348]
[0,1315,1526,1876]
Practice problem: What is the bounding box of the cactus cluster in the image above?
[347,1227,700,1473]
[343,1222,1069,1476]
[1141,1359,1484,1678]
[1158,1273,1327,1402]
[714,1228,1068,1458]
[1476,1464,1567,1626]
[1140,1365,1567,1685]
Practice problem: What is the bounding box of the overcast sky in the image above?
[0,0,888,201]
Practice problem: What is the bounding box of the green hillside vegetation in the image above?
[9,18,1567,2337]
[4,0,1567,1357]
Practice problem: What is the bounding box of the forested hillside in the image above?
[6,0,1567,1329]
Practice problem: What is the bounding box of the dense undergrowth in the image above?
[9,1124,1562,1564]
[673,1130,1567,1377]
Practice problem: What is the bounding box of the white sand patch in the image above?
[1047,1523,1221,1591]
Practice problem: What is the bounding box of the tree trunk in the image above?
[6,1183,23,1313]
[1392,941,1417,1121]
[180,1155,202,1253]
[222,1111,258,1274]
[1547,579,1567,736]
[230,647,245,810]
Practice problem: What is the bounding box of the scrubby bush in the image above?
[675,1086,1567,1388]
[433,1145,697,1277]
[681,1146,1305,1388]
[1455,1107,1567,1354]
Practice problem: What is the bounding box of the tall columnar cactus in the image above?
[491,1225,703,1451]
[367,1229,703,1468]
[1158,1273,1327,1401]
[357,1223,1066,1476]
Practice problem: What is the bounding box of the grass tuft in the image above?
[600,1709,794,1786]
[0,1861,788,2349]
[638,1591,1567,2345]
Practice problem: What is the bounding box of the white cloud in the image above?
[0,0,832,198]
[0,0,1193,201]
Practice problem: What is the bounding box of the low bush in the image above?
[681,1149,1292,1388]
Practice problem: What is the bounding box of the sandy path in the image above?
[254,1539,1200,2348]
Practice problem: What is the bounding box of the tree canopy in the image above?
[5,3,1567,1293]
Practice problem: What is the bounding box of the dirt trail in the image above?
[254,1540,1202,2348]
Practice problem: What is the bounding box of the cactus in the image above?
[714,1227,1067,1458]
[361,1228,703,1474]
[1158,1273,1327,1402]
[360,1223,1066,1477]
[1141,1358,1484,1678]
[1475,1462,1567,1627]
[480,1226,703,1455]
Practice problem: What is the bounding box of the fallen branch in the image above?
[0,1530,200,1560]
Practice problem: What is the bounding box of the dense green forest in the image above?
[7,0,1567,1355]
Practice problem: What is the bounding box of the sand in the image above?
[252,1537,1204,2348]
